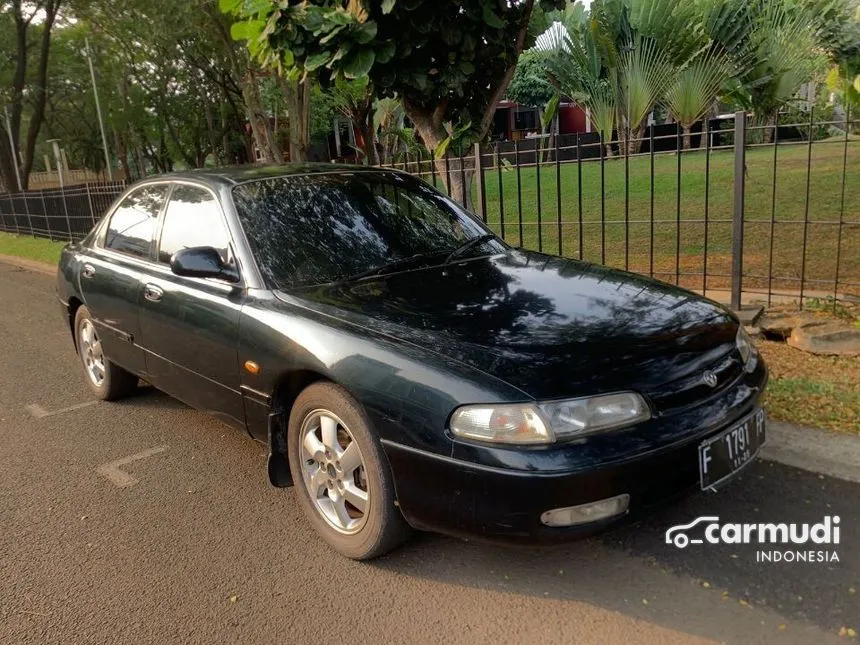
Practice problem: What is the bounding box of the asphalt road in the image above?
[1,262,857,645]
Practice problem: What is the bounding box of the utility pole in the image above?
[3,106,22,191]
[48,139,64,188]
[85,37,113,181]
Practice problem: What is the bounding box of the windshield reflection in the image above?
[232,171,505,288]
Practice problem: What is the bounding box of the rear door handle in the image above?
[82,264,96,279]
[143,284,164,302]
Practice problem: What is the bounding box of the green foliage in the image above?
[223,0,567,151]
[507,50,556,107]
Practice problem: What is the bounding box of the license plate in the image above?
[699,409,766,490]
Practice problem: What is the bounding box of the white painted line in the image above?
[25,401,99,419]
[96,445,170,488]
[760,421,860,484]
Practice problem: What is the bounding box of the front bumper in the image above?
[382,356,768,542]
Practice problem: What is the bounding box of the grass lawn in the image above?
[758,339,859,434]
[459,136,859,298]
[0,232,65,264]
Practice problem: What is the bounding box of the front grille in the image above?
[648,352,744,413]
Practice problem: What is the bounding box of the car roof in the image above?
[155,163,395,188]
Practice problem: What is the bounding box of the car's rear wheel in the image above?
[287,382,411,559]
[74,305,138,400]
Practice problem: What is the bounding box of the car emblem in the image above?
[702,371,718,388]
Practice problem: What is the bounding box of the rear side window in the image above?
[157,184,230,264]
[105,185,169,259]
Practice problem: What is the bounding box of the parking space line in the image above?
[96,445,170,488]
[25,401,99,418]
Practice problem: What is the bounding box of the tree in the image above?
[508,49,556,107]
[223,0,565,207]
[0,0,63,190]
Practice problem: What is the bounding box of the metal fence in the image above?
[380,110,859,308]
[1,110,857,308]
[0,181,126,242]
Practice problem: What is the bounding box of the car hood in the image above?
[285,249,739,401]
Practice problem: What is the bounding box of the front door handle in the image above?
[82,264,96,279]
[143,284,164,302]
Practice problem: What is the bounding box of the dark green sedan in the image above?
[57,165,767,559]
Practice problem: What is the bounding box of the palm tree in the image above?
[708,0,828,142]
[663,51,735,149]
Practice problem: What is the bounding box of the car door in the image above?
[137,182,246,429]
[79,183,170,377]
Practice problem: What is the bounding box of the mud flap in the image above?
[267,409,293,487]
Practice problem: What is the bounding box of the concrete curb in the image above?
[761,420,860,483]
[0,254,56,277]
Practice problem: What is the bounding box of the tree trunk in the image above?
[682,124,693,150]
[762,112,778,144]
[627,123,646,156]
[243,67,282,163]
[278,77,311,163]
[21,0,61,188]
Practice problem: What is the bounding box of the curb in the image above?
[0,254,56,277]
[761,421,860,483]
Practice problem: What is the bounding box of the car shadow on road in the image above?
[372,460,859,637]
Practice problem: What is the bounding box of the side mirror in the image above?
[170,246,240,283]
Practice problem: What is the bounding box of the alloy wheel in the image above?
[79,319,105,387]
[299,409,370,535]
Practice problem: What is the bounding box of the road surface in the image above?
[1,262,857,644]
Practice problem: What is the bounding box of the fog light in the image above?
[540,494,630,527]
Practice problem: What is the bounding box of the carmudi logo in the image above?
[665,516,841,563]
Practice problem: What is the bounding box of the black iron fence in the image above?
[381,110,859,308]
[0,181,126,242]
[1,111,857,308]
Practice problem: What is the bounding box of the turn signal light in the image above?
[540,494,630,527]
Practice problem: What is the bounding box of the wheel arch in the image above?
[266,368,333,488]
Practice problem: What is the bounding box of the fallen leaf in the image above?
[778,625,786,631]
[229,595,238,603]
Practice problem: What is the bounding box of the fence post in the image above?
[60,186,73,242]
[730,111,746,310]
[42,189,54,242]
[474,142,486,222]
[85,181,97,225]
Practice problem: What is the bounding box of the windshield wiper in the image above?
[445,233,497,264]
[336,252,443,284]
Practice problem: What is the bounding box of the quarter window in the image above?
[158,184,230,264]
[104,184,169,259]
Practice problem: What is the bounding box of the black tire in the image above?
[74,305,138,401]
[287,382,411,559]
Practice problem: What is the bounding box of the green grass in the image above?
[0,232,65,264]
[459,137,859,296]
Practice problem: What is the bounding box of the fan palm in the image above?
[664,51,736,149]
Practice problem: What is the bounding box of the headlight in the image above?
[736,326,753,365]
[449,392,650,445]
[449,404,552,444]
[539,392,650,438]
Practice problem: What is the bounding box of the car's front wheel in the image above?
[287,382,411,559]
[74,305,138,400]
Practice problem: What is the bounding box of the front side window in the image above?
[157,184,230,264]
[232,172,502,288]
[105,184,169,259]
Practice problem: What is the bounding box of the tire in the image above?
[287,382,411,560]
[74,305,138,401]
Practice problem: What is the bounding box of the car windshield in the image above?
[232,171,505,288]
